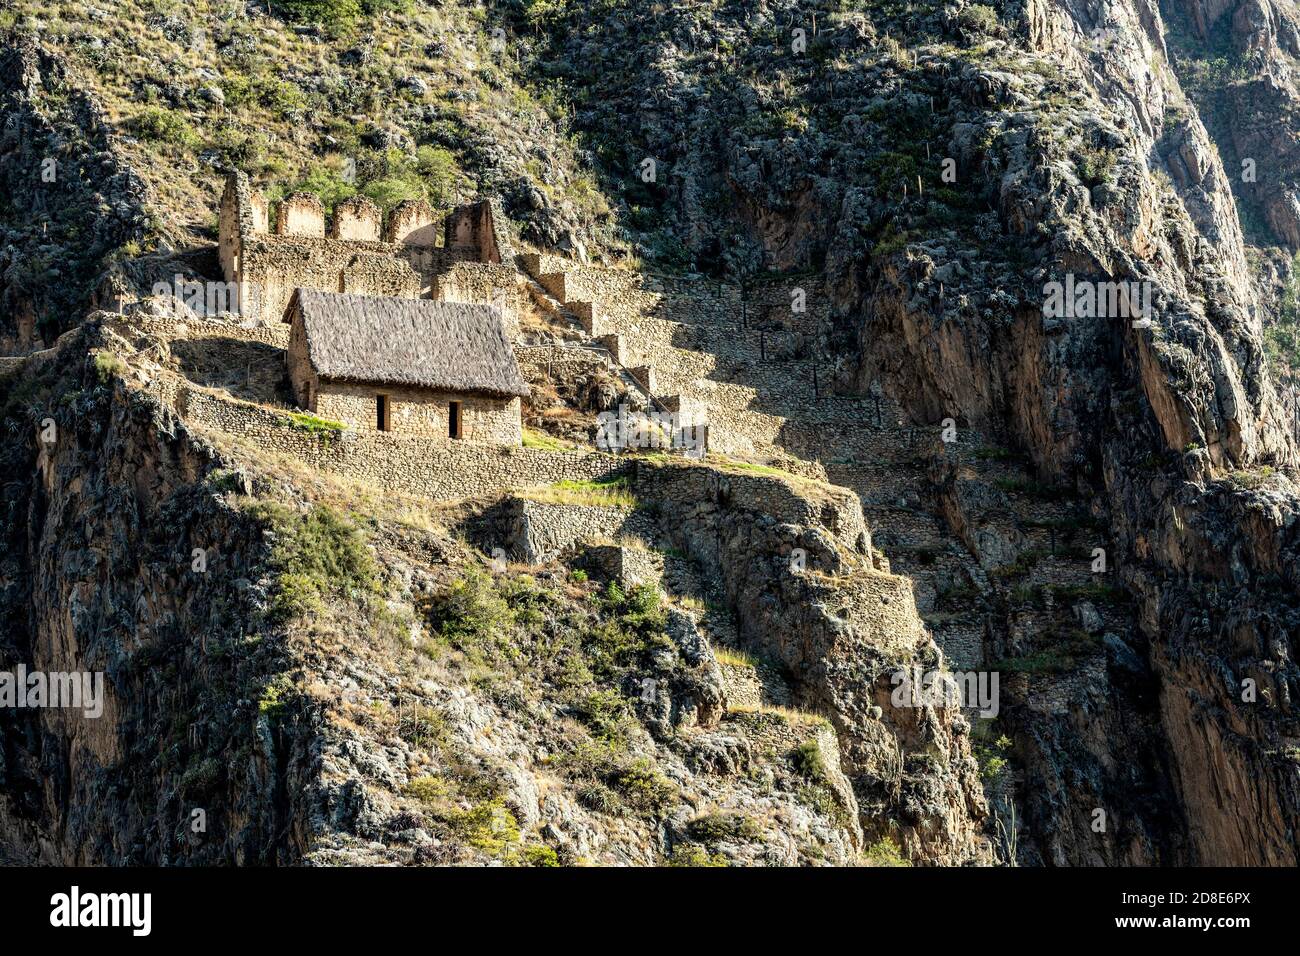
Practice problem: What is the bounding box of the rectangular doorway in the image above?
[376,394,391,431]
[448,401,463,439]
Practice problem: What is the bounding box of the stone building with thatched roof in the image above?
[283,288,529,444]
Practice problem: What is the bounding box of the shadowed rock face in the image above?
[634,463,992,864]
[521,1,1300,863]
[1161,0,1300,250]
[0,36,152,350]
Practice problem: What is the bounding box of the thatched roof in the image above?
[284,289,529,399]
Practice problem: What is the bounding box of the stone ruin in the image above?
[218,171,517,326]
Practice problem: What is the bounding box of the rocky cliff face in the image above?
[0,36,152,350]
[5,324,960,865]
[518,0,1300,863]
[2,0,1299,866]
[0,331,315,862]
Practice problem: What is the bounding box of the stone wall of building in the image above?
[276,193,326,237]
[331,196,382,241]
[314,382,522,444]
[218,173,521,325]
[434,262,528,339]
[445,198,515,264]
[385,199,440,246]
[239,237,431,326]
[286,316,316,408]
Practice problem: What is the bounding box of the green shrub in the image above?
[1227,466,1277,490]
[793,739,828,782]
[665,845,727,867]
[92,351,126,383]
[687,812,762,843]
[397,707,449,749]
[976,734,1013,782]
[362,177,427,211]
[276,0,363,25]
[863,837,910,867]
[574,689,634,743]
[583,582,670,676]
[249,503,379,622]
[442,798,520,855]
[404,775,451,805]
[131,107,200,148]
[611,758,675,814]
[958,4,999,34]
[257,672,295,720]
[521,844,559,867]
[429,570,512,646]
[413,146,459,207]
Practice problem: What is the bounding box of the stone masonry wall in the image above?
[218,174,515,325]
[239,237,431,326]
[170,383,624,499]
[112,315,289,349]
[505,500,655,563]
[314,382,522,445]
[434,262,528,339]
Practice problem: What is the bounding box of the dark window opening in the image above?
[377,394,391,431]
[449,401,463,439]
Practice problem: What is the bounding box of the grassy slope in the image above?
[2,0,613,255]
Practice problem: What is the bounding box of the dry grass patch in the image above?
[520,476,635,508]
[727,702,829,728]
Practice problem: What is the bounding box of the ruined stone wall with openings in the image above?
[218,173,514,326]
[445,198,516,265]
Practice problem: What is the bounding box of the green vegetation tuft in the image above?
[665,844,727,867]
[521,427,571,451]
[523,475,636,507]
[131,106,201,148]
[248,502,380,622]
[687,812,762,843]
[862,837,911,867]
[793,739,828,782]
[285,411,348,437]
[92,351,127,384]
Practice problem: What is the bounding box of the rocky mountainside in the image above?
[0,319,989,865]
[1,0,1299,866]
